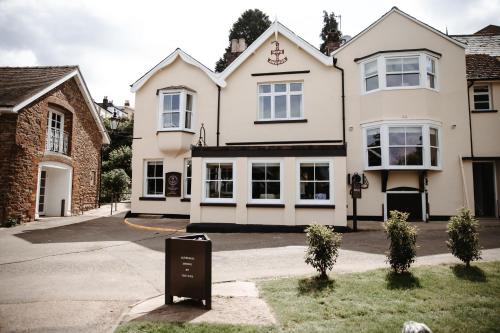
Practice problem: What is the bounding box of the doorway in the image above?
[35,162,73,218]
[37,170,47,216]
[385,187,424,221]
[473,162,496,217]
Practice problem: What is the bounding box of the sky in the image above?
[1,0,499,107]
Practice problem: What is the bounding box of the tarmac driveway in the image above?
[0,214,499,332]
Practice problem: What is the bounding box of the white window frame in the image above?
[183,158,192,198]
[202,159,236,203]
[296,158,334,205]
[472,84,492,111]
[360,52,439,94]
[143,159,164,197]
[248,159,284,204]
[158,89,196,132]
[362,120,442,171]
[47,109,65,152]
[257,82,304,121]
[363,59,379,92]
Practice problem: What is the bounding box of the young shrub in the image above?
[305,224,342,279]
[384,210,417,274]
[447,208,482,267]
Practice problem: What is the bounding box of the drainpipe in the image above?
[216,85,221,147]
[332,57,346,145]
[467,80,474,158]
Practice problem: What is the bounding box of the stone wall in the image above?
[0,77,103,224]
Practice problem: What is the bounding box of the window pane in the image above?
[290,83,302,91]
[474,94,489,102]
[315,182,330,200]
[220,164,233,180]
[474,101,490,110]
[252,164,266,180]
[206,181,219,198]
[147,179,156,195]
[267,182,280,199]
[430,128,438,147]
[426,57,435,73]
[275,95,287,118]
[389,147,406,165]
[147,164,155,177]
[368,148,382,166]
[403,57,419,71]
[315,164,329,181]
[164,94,180,111]
[365,60,378,77]
[427,74,435,89]
[163,112,180,128]
[186,179,192,195]
[259,96,271,119]
[406,127,422,145]
[266,164,280,181]
[431,147,438,166]
[403,73,419,86]
[155,163,163,177]
[186,94,193,111]
[274,84,286,92]
[386,74,402,87]
[290,95,302,118]
[473,86,488,93]
[155,179,163,194]
[365,75,379,91]
[300,163,314,180]
[406,147,423,165]
[386,58,402,72]
[220,181,233,198]
[300,182,314,199]
[367,128,380,147]
[252,181,266,199]
[186,160,192,177]
[206,164,218,180]
[389,127,405,145]
[185,111,192,129]
[259,84,271,93]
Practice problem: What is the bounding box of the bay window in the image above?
[426,56,436,89]
[386,57,420,87]
[159,89,195,131]
[204,161,234,201]
[363,122,441,170]
[144,160,164,196]
[297,161,333,204]
[258,82,303,120]
[250,162,282,202]
[364,60,379,92]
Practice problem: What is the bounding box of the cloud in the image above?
[0,49,37,66]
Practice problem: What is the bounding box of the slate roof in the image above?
[0,66,77,107]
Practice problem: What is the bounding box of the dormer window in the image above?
[158,89,195,131]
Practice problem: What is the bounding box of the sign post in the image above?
[350,173,363,232]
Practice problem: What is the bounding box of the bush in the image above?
[2,217,19,228]
[305,224,342,279]
[104,146,132,178]
[447,208,482,267]
[384,210,417,274]
[102,168,131,201]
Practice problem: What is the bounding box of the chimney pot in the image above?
[124,100,130,107]
[238,38,247,52]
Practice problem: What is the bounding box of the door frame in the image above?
[384,189,426,221]
[37,169,47,216]
[473,161,498,218]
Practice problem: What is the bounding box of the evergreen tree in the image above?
[215,9,271,72]
[319,11,342,55]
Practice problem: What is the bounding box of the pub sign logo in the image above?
[267,40,288,66]
[165,172,181,197]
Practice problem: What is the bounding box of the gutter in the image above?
[216,85,221,146]
[467,80,474,158]
[332,57,346,145]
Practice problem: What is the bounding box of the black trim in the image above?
[428,215,451,221]
[332,57,346,145]
[354,48,442,62]
[200,202,237,207]
[216,85,221,146]
[471,109,498,113]
[162,213,190,219]
[254,119,307,124]
[347,215,384,221]
[139,197,166,201]
[192,144,346,157]
[226,140,342,146]
[295,204,335,209]
[462,156,500,161]
[156,130,195,135]
[251,70,310,76]
[387,186,419,192]
[246,203,285,208]
[467,80,474,158]
[381,170,389,192]
[186,223,349,233]
[180,198,191,202]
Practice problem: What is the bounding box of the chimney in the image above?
[238,38,247,52]
[231,39,239,53]
[227,38,247,66]
[103,96,108,108]
[124,100,130,107]
[325,32,341,56]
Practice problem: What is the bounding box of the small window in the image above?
[366,128,382,167]
[159,90,195,130]
[386,57,420,87]
[258,82,303,120]
[426,56,436,89]
[473,85,491,110]
[299,162,330,201]
[388,127,423,166]
[184,159,192,198]
[144,161,164,196]
[364,60,379,92]
[430,128,439,167]
[205,162,234,200]
[251,162,281,201]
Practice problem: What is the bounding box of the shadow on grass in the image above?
[298,276,336,296]
[451,264,487,282]
[385,271,422,290]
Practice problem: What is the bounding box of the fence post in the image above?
[110,193,113,216]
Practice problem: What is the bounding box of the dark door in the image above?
[473,162,496,217]
[387,192,422,221]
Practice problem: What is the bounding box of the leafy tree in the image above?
[102,117,133,160]
[103,145,132,178]
[102,169,130,200]
[319,11,342,55]
[305,224,342,279]
[384,210,417,274]
[215,9,271,72]
[447,208,482,267]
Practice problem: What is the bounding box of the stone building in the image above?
[0,66,110,224]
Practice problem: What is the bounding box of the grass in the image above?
[116,262,500,333]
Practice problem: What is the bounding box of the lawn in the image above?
[116,261,500,333]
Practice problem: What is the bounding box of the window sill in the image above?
[156,129,195,134]
[471,109,498,113]
[363,86,438,95]
[254,119,307,124]
[180,198,191,202]
[246,203,285,208]
[295,204,335,209]
[200,202,237,207]
[139,196,166,201]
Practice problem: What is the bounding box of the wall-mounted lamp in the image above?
[451,124,457,129]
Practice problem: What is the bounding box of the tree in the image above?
[305,224,342,279]
[447,208,482,267]
[319,11,342,55]
[102,169,130,200]
[102,117,133,160]
[215,9,271,72]
[103,145,132,178]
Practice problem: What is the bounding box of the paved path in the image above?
[0,214,499,332]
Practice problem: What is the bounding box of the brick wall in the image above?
[0,78,103,224]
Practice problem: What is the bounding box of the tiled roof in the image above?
[465,54,500,80]
[474,25,500,35]
[452,34,500,57]
[0,66,77,107]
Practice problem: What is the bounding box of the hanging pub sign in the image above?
[165,172,182,197]
[267,40,288,66]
